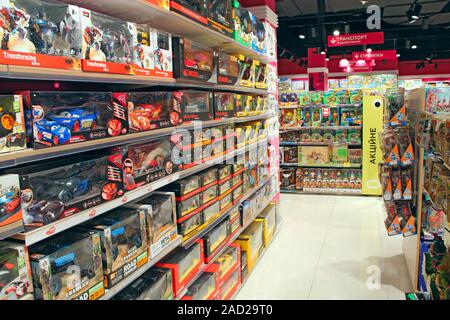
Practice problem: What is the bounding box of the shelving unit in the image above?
[281,126,362,131]
[280,163,362,168]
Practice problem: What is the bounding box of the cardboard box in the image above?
[0,174,24,239]
[255,203,277,246]
[170,0,208,25]
[0,95,26,155]
[217,52,240,85]
[207,0,233,37]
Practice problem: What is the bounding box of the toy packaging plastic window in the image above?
[214,92,236,119]
[202,200,220,224]
[207,0,233,36]
[170,0,208,25]
[232,2,252,47]
[178,211,202,238]
[0,95,26,154]
[220,268,239,299]
[217,52,239,85]
[182,271,217,300]
[0,174,24,239]
[204,219,230,258]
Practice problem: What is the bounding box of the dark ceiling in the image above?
[276,0,450,61]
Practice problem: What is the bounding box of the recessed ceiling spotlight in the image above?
[333,30,340,36]
[361,1,368,5]
[299,34,306,39]
[321,51,326,55]
[396,53,401,57]
[411,4,422,20]
[412,45,418,49]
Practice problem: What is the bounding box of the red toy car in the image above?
[129,104,163,132]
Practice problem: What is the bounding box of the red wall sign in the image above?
[328,32,384,47]
[352,50,397,61]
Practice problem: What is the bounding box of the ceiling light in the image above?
[361,1,368,5]
[412,4,422,20]
[367,48,372,53]
[339,59,350,68]
[299,34,306,39]
[333,30,340,36]
[396,53,401,58]
[326,58,330,61]
[409,19,417,24]
[412,45,418,49]
[321,50,326,55]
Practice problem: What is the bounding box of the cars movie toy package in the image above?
[217,52,240,85]
[113,267,173,300]
[130,25,173,78]
[8,153,124,230]
[170,0,208,25]
[214,92,235,119]
[0,241,33,300]
[176,91,213,122]
[0,95,26,155]
[0,0,82,70]
[21,91,128,149]
[207,0,233,37]
[79,8,133,74]
[81,208,148,288]
[0,174,23,240]
[126,92,181,133]
[29,230,104,300]
[172,37,216,83]
[123,138,181,191]
[232,1,252,47]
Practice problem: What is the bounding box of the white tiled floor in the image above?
[235,194,412,300]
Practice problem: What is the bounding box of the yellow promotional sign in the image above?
[362,93,384,195]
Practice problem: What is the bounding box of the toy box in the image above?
[181,271,218,300]
[0,174,23,240]
[176,91,214,122]
[29,230,104,300]
[238,55,255,87]
[217,52,240,85]
[123,138,181,191]
[80,9,133,74]
[250,13,266,55]
[206,243,239,287]
[202,200,220,225]
[172,37,216,83]
[220,267,240,300]
[232,1,252,47]
[311,108,322,127]
[301,146,330,164]
[218,165,233,182]
[201,185,218,205]
[0,95,26,155]
[0,241,33,300]
[254,60,267,89]
[176,192,201,219]
[156,240,204,298]
[207,0,233,37]
[264,22,276,60]
[230,214,240,234]
[82,208,148,288]
[126,92,182,133]
[255,204,277,246]
[130,25,173,78]
[219,179,232,196]
[0,0,82,70]
[11,153,124,230]
[163,175,201,198]
[203,219,230,262]
[232,184,243,203]
[113,267,173,300]
[170,0,208,25]
[332,143,348,164]
[232,172,243,188]
[22,91,128,149]
[178,210,203,240]
[134,192,178,259]
[235,220,263,272]
[425,88,450,114]
[340,107,362,126]
[200,167,218,187]
[214,92,235,119]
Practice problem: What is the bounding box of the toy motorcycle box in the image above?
[123,138,182,191]
[238,55,255,88]
[205,243,240,287]
[177,192,201,219]
[9,152,124,230]
[0,95,26,155]
[21,91,128,149]
[203,219,230,262]
[207,0,233,37]
[0,0,82,70]
[217,52,240,85]
[133,191,178,259]
[126,92,182,133]
[232,1,252,47]
[254,60,268,89]
[175,91,213,122]
[178,210,203,239]
[156,240,204,298]
[130,25,173,78]
[250,14,266,55]
[81,208,148,288]
[29,230,104,300]
[113,267,173,300]
[202,199,220,225]
[181,270,218,300]
[0,241,33,300]
[172,37,217,83]
[0,174,24,239]
[214,92,236,119]
[170,0,208,25]
[79,8,134,74]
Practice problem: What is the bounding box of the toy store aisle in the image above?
[235,194,413,300]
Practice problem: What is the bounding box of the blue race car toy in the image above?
[35,119,71,146]
[51,108,98,132]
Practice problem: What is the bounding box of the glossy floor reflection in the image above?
[235,194,412,300]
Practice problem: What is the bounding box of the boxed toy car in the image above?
[0,241,33,300]
[176,192,201,218]
[207,0,233,36]
[219,179,232,196]
[232,1,252,47]
[255,203,277,246]
[220,267,240,300]
[175,91,213,122]
[113,267,173,300]
[133,191,178,259]
[233,184,243,203]
[0,0,82,70]
[205,243,240,287]
[230,214,240,234]
[203,219,230,262]
[199,167,218,187]
[10,152,124,230]
[29,230,104,300]
[202,199,220,225]
[178,210,203,239]
[181,271,218,300]
[217,52,240,85]
[170,0,208,25]
[202,185,218,205]
[21,91,128,149]
[156,240,204,297]
[126,92,182,133]
[217,165,233,182]
[250,14,266,55]
[220,192,233,211]
[123,138,181,191]
[214,92,235,119]
[82,208,148,288]
[0,174,23,240]
[238,55,255,87]
[254,60,268,89]
[79,8,135,74]
[229,205,240,222]
[235,220,263,272]
[172,37,216,83]
[163,175,201,198]
[0,95,26,155]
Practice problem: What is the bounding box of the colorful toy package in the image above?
[0,95,26,154]
[425,88,450,114]
[232,0,252,47]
